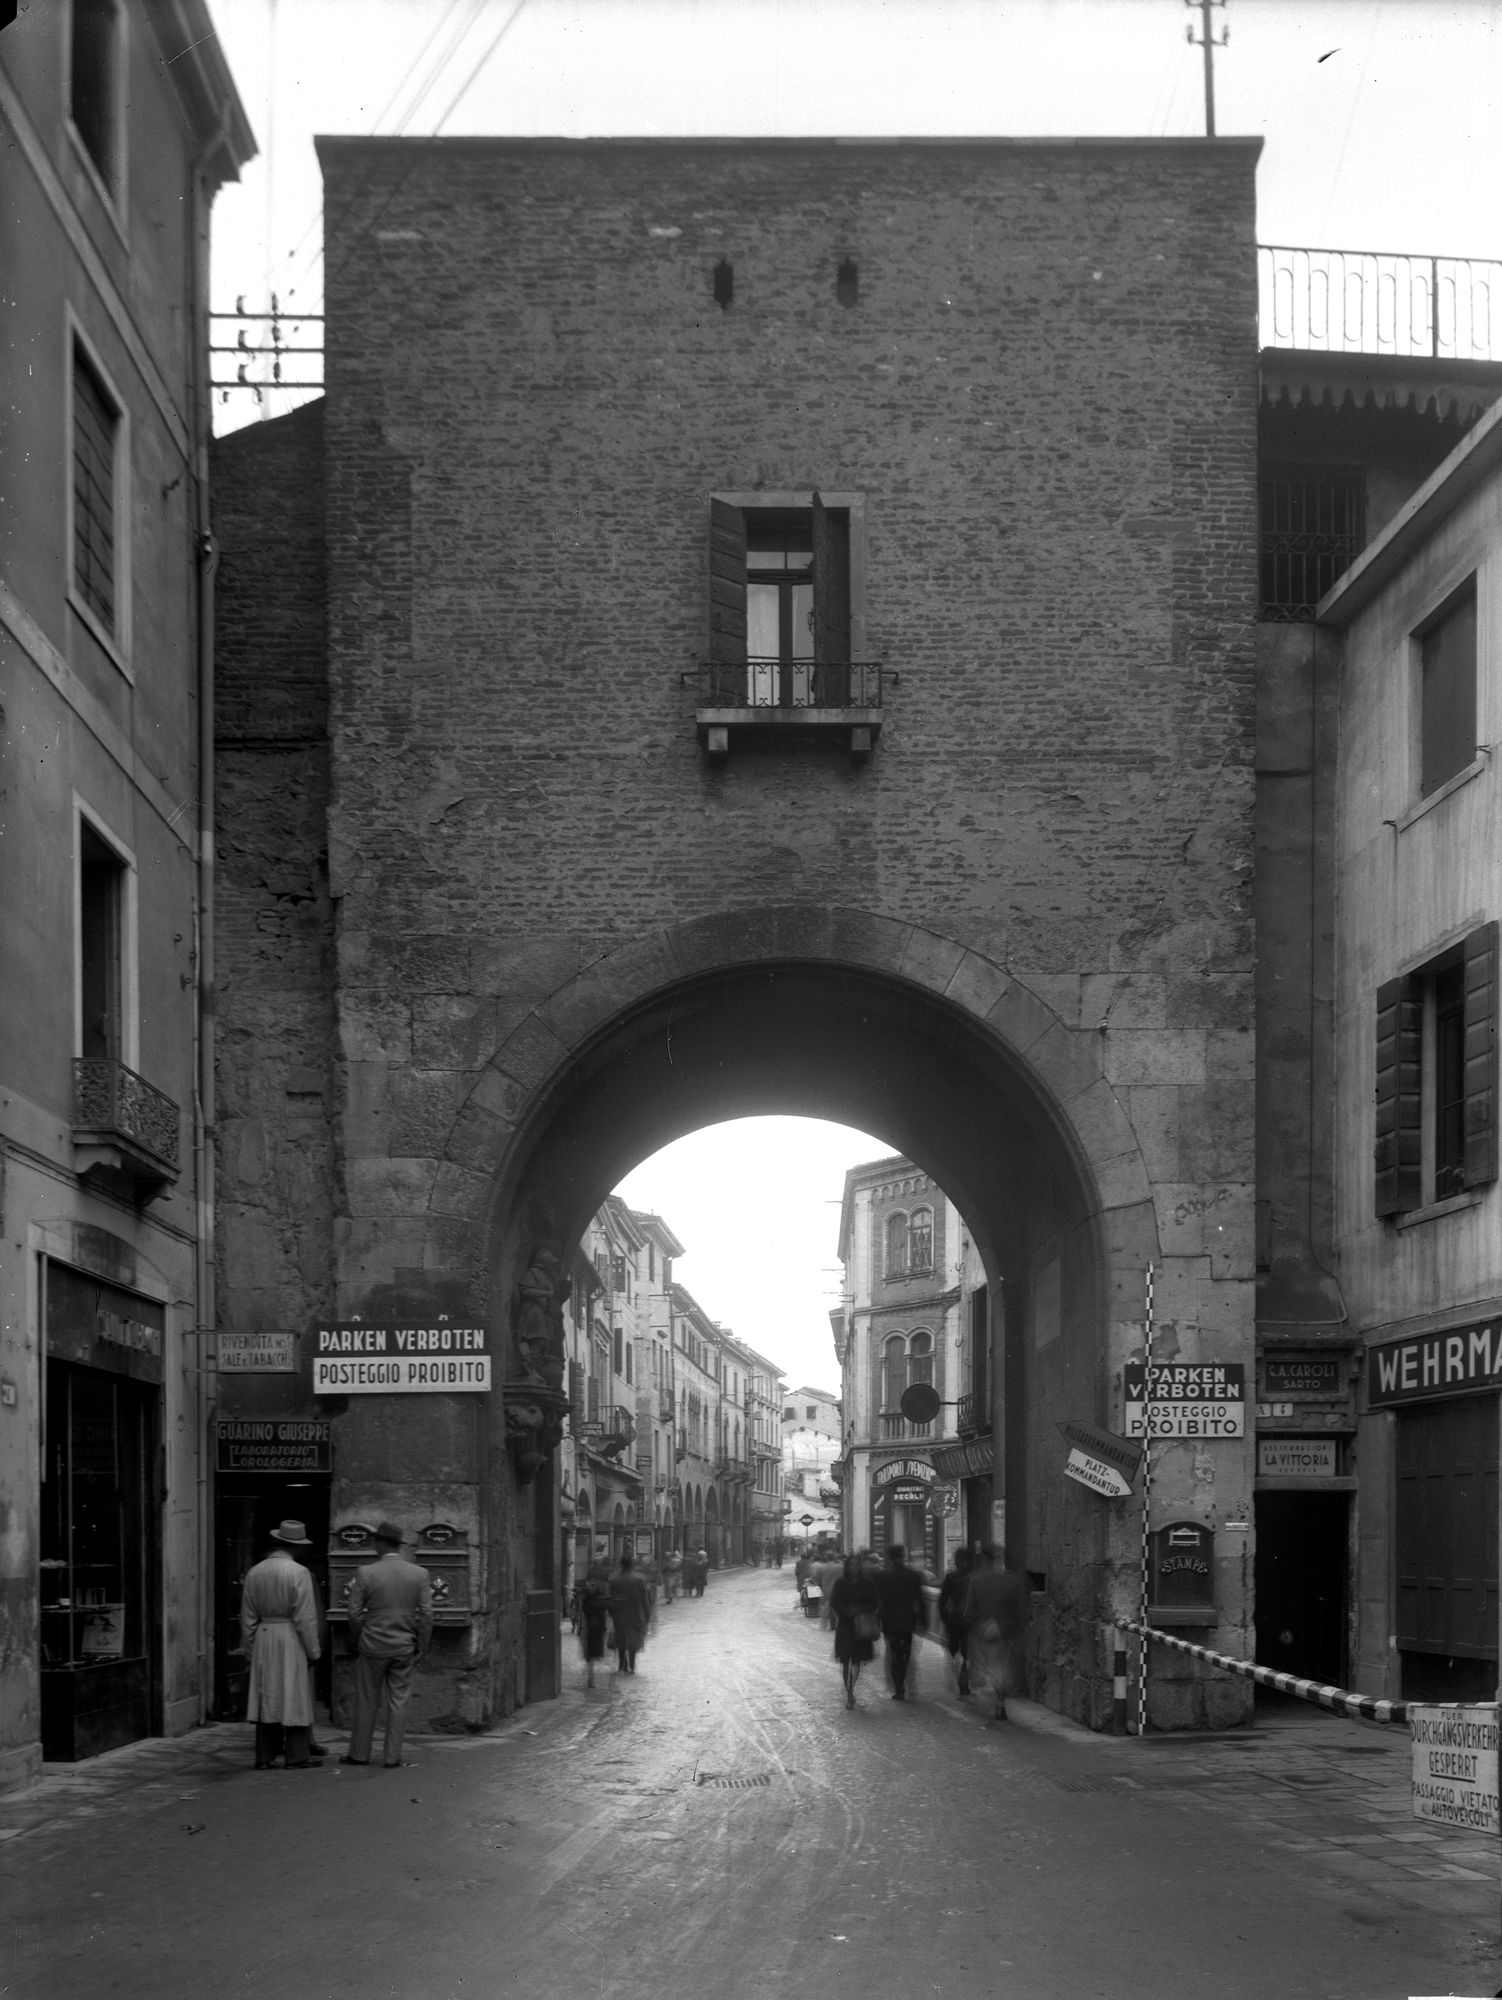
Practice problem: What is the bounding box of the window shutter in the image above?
[1374,975,1422,1216]
[1463,920,1498,1188]
[811,491,850,704]
[708,499,746,700]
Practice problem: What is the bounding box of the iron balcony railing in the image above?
[1260,246,1502,362]
[73,1058,181,1171]
[692,660,887,710]
[955,1391,991,1436]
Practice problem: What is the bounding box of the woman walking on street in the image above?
[829,1551,881,1709]
[578,1557,611,1688]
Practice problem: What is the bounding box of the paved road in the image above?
[2,1567,1497,1998]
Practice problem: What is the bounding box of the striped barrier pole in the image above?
[1113,1630,1129,1735]
[1136,1263,1155,1737]
[1115,1618,1410,1725]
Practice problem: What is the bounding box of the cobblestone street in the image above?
[3,1569,1497,1999]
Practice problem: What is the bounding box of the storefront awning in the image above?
[931,1439,994,1479]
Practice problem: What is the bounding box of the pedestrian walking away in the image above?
[239,1520,322,1769]
[608,1551,654,1673]
[937,1547,974,1697]
[343,1520,433,1766]
[961,1546,1029,1721]
[578,1557,612,1686]
[828,1551,881,1709]
[662,1547,682,1604]
[875,1543,928,1700]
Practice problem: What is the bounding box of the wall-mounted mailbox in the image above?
[326,1520,472,1626]
[1148,1520,1216,1627]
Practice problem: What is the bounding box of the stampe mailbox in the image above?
[1149,1520,1216,1627]
[326,1521,472,1626]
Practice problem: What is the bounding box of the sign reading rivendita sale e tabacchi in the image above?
[313,1321,491,1394]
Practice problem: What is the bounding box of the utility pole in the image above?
[1185,0,1228,138]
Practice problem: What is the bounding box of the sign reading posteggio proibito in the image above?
[1410,1706,1500,1835]
[1124,1363,1246,1438]
[312,1321,492,1394]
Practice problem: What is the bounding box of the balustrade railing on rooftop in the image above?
[1259,246,1502,362]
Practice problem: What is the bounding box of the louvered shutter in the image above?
[811,491,850,705]
[708,499,746,702]
[1374,975,1423,1216]
[1463,920,1498,1187]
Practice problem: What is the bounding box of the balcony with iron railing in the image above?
[577,1405,636,1462]
[1259,247,1502,362]
[690,660,890,762]
[72,1057,181,1202]
[955,1391,991,1438]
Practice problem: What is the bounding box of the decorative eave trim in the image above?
[1260,349,1502,427]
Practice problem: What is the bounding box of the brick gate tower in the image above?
[213,137,1261,1731]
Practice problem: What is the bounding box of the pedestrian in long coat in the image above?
[579,1559,612,1686]
[937,1548,974,1697]
[828,1552,881,1710]
[874,1544,928,1701]
[240,1520,322,1769]
[961,1547,1030,1720]
[608,1552,654,1673]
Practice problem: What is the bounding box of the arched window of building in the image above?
[882,1333,907,1411]
[908,1328,934,1388]
[884,1210,909,1280]
[908,1206,934,1275]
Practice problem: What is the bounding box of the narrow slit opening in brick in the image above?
[713,259,734,309]
[836,258,858,307]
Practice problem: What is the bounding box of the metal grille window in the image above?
[73,348,119,632]
[1259,465,1366,622]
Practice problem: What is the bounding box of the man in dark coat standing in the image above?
[344,1521,433,1767]
[875,1544,928,1701]
[607,1551,654,1674]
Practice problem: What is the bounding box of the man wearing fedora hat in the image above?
[240,1521,322,1769]
[344,1521,433,1768]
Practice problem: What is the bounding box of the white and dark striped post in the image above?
[1136,1262,1156,1737]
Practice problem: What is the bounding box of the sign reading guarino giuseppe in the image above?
[313,1321,491,1394]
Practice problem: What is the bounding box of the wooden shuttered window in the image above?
[1463,920,1499,1188]
[1374,975,1422,1216]
[708,499,747,702]
[811,491,850,704]
[73,350,117,631]
[1374,923,1498,1218]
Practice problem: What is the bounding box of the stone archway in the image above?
[331,907,1252,1730]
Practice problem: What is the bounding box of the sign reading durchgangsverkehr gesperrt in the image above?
[312,1322,491,1395]
[1410,1706,1500,1835]
[1124,1363,1245,1438]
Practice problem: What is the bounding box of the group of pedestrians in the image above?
[575,1546,710,1686]
[824,1543,1027,1716]
[238,1516,432,1770]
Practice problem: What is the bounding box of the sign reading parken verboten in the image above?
[313,1323,491,1394]
[1124,1363,1246,1438]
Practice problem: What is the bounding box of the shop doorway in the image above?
[213,1475,331,1720]
[1395,1396,1499,1702]
[40,1358,161,1760]
[1254,1491,1349,1688]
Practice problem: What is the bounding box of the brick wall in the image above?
[211,401,337,1372]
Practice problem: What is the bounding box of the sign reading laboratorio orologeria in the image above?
[312,1321,492,1394]
[1410,1706,1500,1835]
[1124,1363,1246,1439]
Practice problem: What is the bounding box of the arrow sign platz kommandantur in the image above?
[1055,1419,1144,1483]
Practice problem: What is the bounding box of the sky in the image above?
[207,0,1502,422]
[199,0,1502,1386]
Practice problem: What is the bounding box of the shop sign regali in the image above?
[312,1321,492,1394]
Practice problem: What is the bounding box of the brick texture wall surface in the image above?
[318,139,1258,987]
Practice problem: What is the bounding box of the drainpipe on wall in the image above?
[190,144,221,1726]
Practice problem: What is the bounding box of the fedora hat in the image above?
[372,1520,406,1546]
[269,1520,312,1546]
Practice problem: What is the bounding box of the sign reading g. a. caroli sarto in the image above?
[313,1322,491,1394]
[1124,1363,1245,1438]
